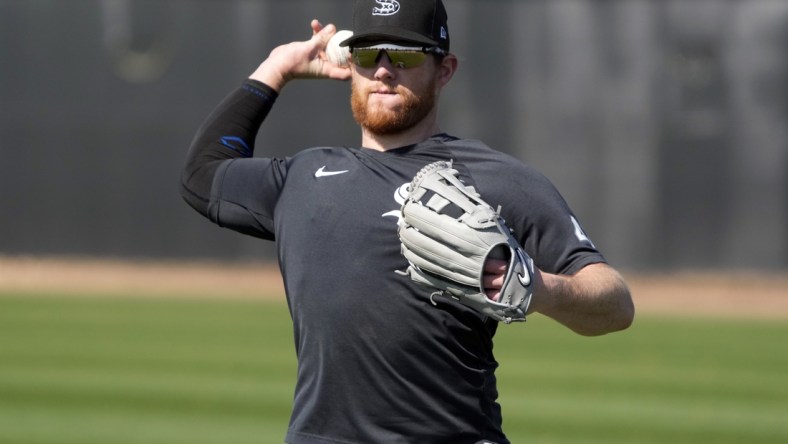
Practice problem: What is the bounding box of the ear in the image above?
[435,53,458,88]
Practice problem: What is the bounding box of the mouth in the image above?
[369,84,398,95]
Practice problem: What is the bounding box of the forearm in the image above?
[180,80,277,215]
[531,263,634,336]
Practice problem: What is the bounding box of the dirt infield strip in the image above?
[1,256,787,319]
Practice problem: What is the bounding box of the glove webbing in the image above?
[410,164,499,229]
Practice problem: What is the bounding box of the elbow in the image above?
[179,174,211,217]
[616,278,636,330]
[576,288,635,337]
[179,159,222,217]
[611,295,636,333]
[601,287,636,335]
[575,313,633,337]
[602,269,636,334]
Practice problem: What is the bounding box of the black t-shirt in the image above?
[181,81,606,444]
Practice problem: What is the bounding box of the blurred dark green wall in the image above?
[1,0,786,270]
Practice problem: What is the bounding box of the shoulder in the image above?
[442,136,526,168]
[442,137,571,222]
[441,137,551,188]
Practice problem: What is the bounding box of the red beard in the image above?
[350,79,437,136]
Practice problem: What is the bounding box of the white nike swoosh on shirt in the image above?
[315,166,349,177]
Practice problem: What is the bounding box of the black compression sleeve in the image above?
[180,80,278,216]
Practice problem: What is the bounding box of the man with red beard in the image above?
[181,1,633,443]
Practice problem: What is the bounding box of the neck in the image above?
[361,114,441,152]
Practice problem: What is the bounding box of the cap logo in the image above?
[440,26,447,40]
[372,0,400,16]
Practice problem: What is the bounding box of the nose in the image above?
[373,51,396,80]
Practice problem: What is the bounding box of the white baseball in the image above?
[326,30,353,67]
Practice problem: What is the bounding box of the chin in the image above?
[351,81,436,135]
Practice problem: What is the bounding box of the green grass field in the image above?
[1,293,786,444]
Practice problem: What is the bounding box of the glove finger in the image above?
[400,229,480,286]
[405,265,472,297]
[402,202,491,256]
[408,264,513,323]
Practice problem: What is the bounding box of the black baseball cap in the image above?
[340,0,450,52]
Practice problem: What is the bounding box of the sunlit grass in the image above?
[1,294,786,443]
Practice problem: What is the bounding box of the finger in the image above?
[485,289,501,302]
[311,19,323,35]
[483,271,503,302]
[312,22,336,46]
[322,23,337,36]
[483,273,503,289]
[323,65,353,81]
[484,258,507,273]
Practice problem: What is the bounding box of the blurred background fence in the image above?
[1,0,786,271]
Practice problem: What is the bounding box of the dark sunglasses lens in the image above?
[352,49,380,68]
[352,49,427,69]
[388,51,427,69]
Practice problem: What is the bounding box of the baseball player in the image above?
[180,0,634,443]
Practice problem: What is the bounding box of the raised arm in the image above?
[250,20,352,92]
[180,20,351,217]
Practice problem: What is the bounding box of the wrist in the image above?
[249,59,290,93]
[529,269,562,314]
